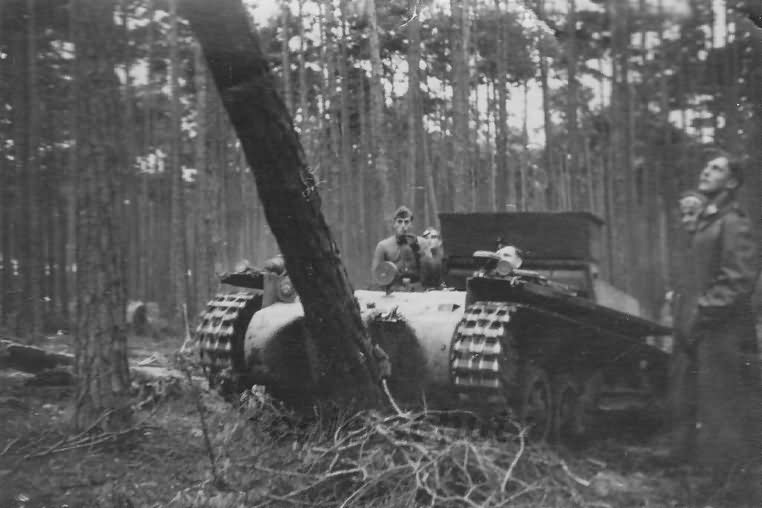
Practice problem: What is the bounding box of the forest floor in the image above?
[0,333,759,508]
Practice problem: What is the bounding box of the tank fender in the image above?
[389,311,463,388]
[244,301,305,384]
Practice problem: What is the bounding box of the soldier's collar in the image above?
[703,203,719,217]
[700,191,735,219]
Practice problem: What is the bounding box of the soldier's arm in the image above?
[371,241,386,279]
[698,212,759,319]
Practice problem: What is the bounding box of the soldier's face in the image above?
[497,245,523,268]
[393,216,412,236]
[679,197,704,232]
[425,231,442,250]
[698,156,737,194]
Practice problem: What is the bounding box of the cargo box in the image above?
[439,212,604,262]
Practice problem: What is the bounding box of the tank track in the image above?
[450,301,518,397]
[196,291,262,393]
[443,301,521,436]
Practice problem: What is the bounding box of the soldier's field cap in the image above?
[394,206,413,220]
[679,189,707,205]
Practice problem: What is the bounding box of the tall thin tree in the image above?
[72,0,131,430]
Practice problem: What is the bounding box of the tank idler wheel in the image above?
[551,374,585,444]
[517,364,552,443]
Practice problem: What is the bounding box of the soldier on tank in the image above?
[371,206,423,288]
[420,227,444,287]
[371,206,444,289]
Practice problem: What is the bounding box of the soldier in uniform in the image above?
[371,206,424,287]
[420,227,444,287]
[668,190,707,460]
[684,151,760,493]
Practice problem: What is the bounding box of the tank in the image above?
[194,212,670,441]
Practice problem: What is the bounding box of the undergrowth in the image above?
[167,386,595,508]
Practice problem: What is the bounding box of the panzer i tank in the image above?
[195,212,670,441]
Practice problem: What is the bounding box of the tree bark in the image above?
[538,0,553,210]
[406,0,423,223]
[450,0,471,213]
[367,0,392,235]
[566,0,579,210]
[23,0,42,336]
[494,0,509,210]
[338,0,354,261]
[194,41,214,314]
[179,0,383,403]
[1,0,16,327]
[72,0,131,431]
[168,0,188,324]
[280,2,292,114]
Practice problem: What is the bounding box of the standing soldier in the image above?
[668,190,707,461]
[687,151,760,494]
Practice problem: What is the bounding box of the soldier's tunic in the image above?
[669,235,700,459]
[686,195,761,470]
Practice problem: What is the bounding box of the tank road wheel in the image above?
[551,374,585,444]
[517,364,552,442]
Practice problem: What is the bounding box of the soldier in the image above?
[496,245,524,269]
[668,190,707,461]
[371,206,423,286]
[685,151,760,491]
[420,227,444,287]
[678,190,707,233]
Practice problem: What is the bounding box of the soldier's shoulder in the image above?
[376,236,396,249]
[725,202,749,220]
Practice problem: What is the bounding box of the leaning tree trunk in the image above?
[179,0,383,404]
[72,0,131,431]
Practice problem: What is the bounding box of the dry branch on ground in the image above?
[169,388,593,508]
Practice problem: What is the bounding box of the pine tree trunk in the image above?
[520,81,529,210]
[168,0,187,324]
[23,0,42,336]
[281,2,292,114]
[1,2,16,327]
[124,2,141,304]
[450,0,471,213]
[181,0,384,403]
[406,0,423,222]
[72,0,131,430]
[747,26,762,241]
[367,0,392,234]
[538,0,553,211]
[422,121,439,228]
[487,82,496,211]
[358,72,371,265]
[194,42,213,312]
[338,1,354,261]
[566,0,579,210]
[494,0,510,209]
[322,0,342,243]
[297,0,308,141]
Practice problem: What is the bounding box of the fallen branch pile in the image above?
[166,386,593,508]
[249,409,587,507]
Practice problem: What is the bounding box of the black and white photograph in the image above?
[0,0,760,506]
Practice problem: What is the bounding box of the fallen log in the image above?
[0,339,74,374]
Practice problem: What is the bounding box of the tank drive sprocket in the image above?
[196,291,262,394]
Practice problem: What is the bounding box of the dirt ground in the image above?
[0,333,759,508]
